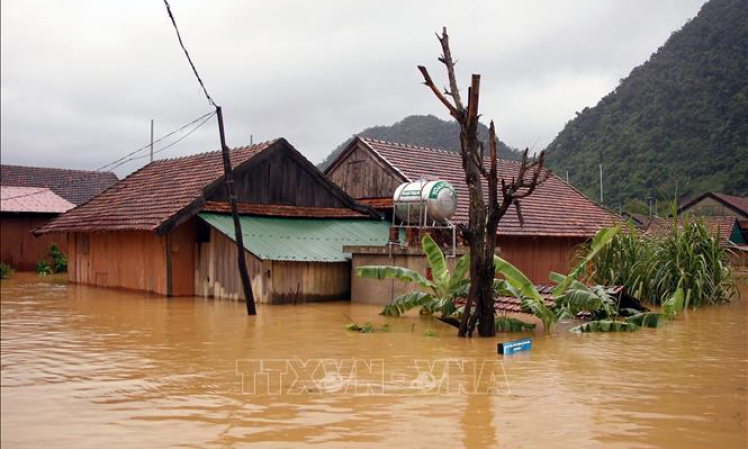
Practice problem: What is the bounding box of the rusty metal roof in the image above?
[201,201,368,218]
[199,213,391,262]
[0,186,74,213]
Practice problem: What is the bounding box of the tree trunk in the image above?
[418,28,548,337]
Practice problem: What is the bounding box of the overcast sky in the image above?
[1,0,706,176]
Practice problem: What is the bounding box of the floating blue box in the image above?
[497,338,532,355]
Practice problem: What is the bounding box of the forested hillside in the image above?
[544,0,748,211]
[319,115,522,171]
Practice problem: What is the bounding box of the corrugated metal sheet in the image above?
[199,213,391,262]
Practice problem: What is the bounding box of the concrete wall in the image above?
[348,245,469,305]
[348,236,584,305]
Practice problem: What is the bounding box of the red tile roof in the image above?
[359,138,619,237]
[1,165,118,205]
[1,186,74,214]
[37,141,277,234]
[645,216,738,246]
[455,285,556,314]
[202,201,368,218]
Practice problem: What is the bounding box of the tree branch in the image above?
[436,27,464,110]
[417,65,460,120]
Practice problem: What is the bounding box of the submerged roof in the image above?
[1,186,74,214]
[37,140,278,234]
[0,164,117,205]
[199,213,391,262]
[331,137,619,237]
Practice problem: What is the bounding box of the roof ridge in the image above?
[359,136,457,155]
[153,138,279,163]
[359,136,526,166]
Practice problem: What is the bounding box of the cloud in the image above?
[1,0,706,176]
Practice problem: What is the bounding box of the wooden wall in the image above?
[683,197,745,219]
[326,143,403,199]
[195,228,350,303]
[66,221,198,296]
[270,260,351,303]
[0,213,66,271]
[497,235,585,284]
[68,230,168,294]
[211,147,349,207]
[168,220,197,296]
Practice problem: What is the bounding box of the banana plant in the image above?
[492,254,558,332]
[356,234,470,317]
[553,225,621,296]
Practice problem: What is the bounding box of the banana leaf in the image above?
[569,320,640,333]
[421,235,449,289]
[449,253,471,291]
[624,312,662,328]
[493,255,543,301]
[356,265,434,289]
[553,225,620,296]
[554,284,616,318]
[380,291,434,317]
[495,317,536,333]
[662,287,685,319]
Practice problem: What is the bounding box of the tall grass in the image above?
[588,218,737,307]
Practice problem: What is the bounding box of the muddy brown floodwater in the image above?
[1,273,746,448]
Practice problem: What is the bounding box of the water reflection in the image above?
[1,273,746,448]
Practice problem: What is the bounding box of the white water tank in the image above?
[393,179,457,224]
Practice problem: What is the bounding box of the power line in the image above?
[116,112,216,165]
[2,112,216,201]
[162,0,216,108]
[96,111,214,172]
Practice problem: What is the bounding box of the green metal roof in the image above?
[198,213,391,262]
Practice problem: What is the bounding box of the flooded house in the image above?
[36,139,391,303]
[325,137,620,295]
[677,191,748,239]
[662,192,748,269]
[0,165,117,270]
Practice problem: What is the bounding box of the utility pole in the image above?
[216,106,257,315]
[150,119,154,162]
[566,170,569,184]
[599,163,604,205]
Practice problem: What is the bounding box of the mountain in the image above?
[319,115,522,171]
[544,0,748,212]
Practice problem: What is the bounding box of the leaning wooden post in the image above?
[216,106,257,315]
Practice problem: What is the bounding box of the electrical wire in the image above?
[2,111,217,201]
[4,1,224,203]
[96,111,214,172]
[162,0,217,108]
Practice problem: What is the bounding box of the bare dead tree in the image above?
[418,27,550,337]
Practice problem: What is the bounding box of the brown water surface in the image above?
[1,273,746,448]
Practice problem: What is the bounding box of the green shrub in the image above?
[589,218,737,307]
[0,262,12,279]
[36,260,53,276]
[49,243,68,273]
